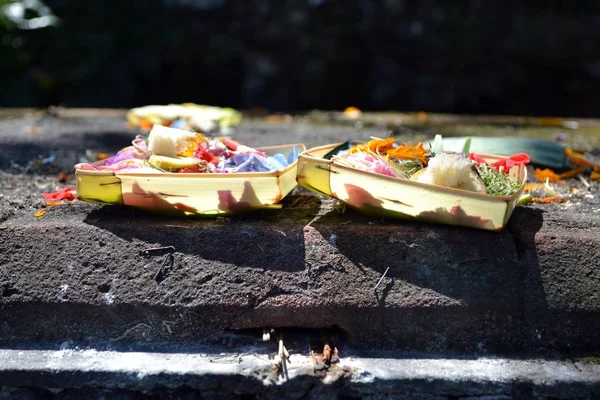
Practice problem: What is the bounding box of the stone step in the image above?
[1,347,599,399]
[1,192,599,354]
[1,113,599,358]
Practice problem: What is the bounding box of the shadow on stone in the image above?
[304,204,567,353]
[81,197,316,272]
[311,206,533,308]
[0,129,137,173]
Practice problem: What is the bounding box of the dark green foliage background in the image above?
[2,1,600,116]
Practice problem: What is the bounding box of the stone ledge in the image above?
[0,349,599,399]
[1,196,599,354]
[1,114,599,355]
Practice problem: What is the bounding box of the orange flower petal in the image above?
[349,138,429,164]
[531,196,565,203]
[538,117,564,127]
[344,106,362,119]
[348,138,395,154]
[559,167,586,180]
[178,136,205,157]
[386,142,428,164]
[33,208,47,218]
[524,183,545,192]
[139,118,153,130]
[565,148,597,169]
[535,168,561,182]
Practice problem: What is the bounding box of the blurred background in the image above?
[1,0,600,117]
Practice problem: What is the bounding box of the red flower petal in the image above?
[194,147,219,165]
[221,139,240,151]
[468,153,487,164]
[508,153,531,164]
[492,153,531,173]
[42,187,77,201]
